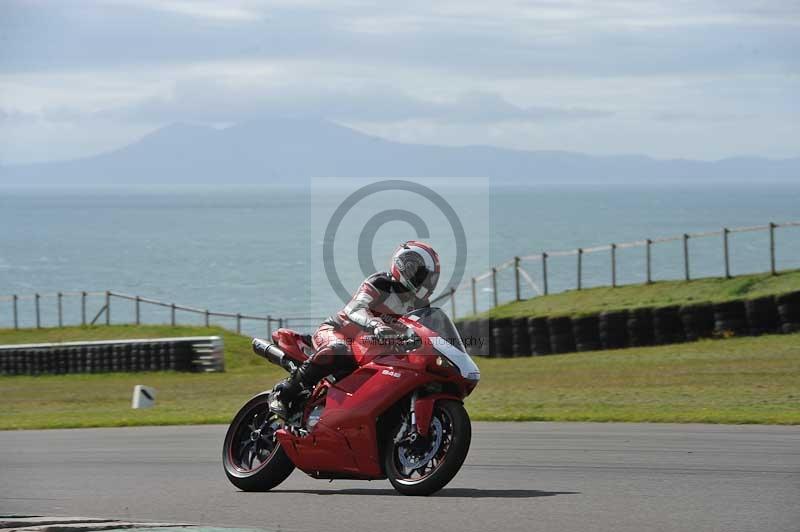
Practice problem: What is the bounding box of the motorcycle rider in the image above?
[268,240,440,418]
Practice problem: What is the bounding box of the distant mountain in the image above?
[1,117,798,184]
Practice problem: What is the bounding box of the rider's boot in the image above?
[268,359,328,419]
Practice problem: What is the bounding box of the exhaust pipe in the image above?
[252,338,295,371]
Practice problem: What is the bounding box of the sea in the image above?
[1,182,798,335]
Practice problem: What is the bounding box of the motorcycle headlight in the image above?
[430,354,458,376]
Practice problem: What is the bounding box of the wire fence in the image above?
[431,220,800,318]
[0,290,325,337]
[2,220,799,332]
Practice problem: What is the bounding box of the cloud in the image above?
[95,80,613,125]
[0,0,798,162]
[0,108,35,125]
[102,0,265,21]
[2,0,798,78]
[652,111,750,123]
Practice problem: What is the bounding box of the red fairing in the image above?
[274,311,479,480]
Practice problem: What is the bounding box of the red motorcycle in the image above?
[222,307,480,496]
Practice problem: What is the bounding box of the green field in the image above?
[2,325,799,429]
[480,269,800,319]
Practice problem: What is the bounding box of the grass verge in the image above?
[482,269,800,319]
[1,325,799,429]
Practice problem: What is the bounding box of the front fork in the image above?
[409,390,419,433]
[397,391,459,442]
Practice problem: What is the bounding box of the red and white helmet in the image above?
[390,240,440,300]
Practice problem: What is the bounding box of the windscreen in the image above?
[406,307,467,352]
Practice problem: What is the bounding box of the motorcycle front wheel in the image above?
[384,399,472,496]
[222,392,295,491]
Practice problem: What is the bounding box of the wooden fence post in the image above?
[12,294,18,330]
[646,239,652,284]
[491,268,498,307]
[57,292,63,327]
[471,278,477,315]
[611,243,617,288]
[683,234,690,281]
[35,293,41,329]
[723,228,731,278]
[542,252,549,295]
[577,248,583,290]
[769,222,776,275]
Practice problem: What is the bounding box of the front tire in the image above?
[384,399,471,496]
[222,392,295,491]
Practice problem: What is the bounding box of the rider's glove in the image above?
[374,324,398,340]
[369,319,398,340]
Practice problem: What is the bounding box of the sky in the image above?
[0,0,798,164]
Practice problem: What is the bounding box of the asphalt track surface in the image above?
[1,423,798,532]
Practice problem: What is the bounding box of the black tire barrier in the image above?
[101,345,109,371]
[131,345,140,372]
[155,343,164,371]
[653,306,684,345]
[167,343,177,370]
[491,318,513,358]
[780,322,800,334]
[745,296,780,336]
[776,291,800,333]
[461,320,480,355]
[58,348,68,374]
[511,317,532,357]
[111,345,120,372]
[84,346,93,374]
[154,343,163,371]
[713,300,747,337]
[472,318,492,357]
[627,307,654,347]
[679,303,715,341]
[142,344,152,371]
[548,317,575,354]
[527,317,551,355]
[175,343,193,371]
[28,350,38,375]
[572,315,600,352]
[599,310,628,350]
[123,344,133,371]
[0,336,224,375]
[159,342,169,370]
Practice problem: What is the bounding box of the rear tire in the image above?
[222,392,295,491]
[384,400,471,496]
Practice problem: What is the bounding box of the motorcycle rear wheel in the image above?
[222,392,295,491]
[384,399,471,496]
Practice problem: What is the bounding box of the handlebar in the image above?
[362,331,421,352]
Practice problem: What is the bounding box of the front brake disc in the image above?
[397,417,443,470]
